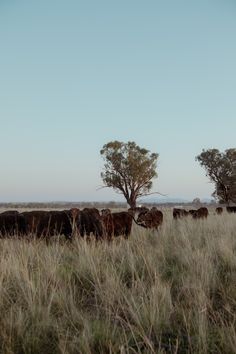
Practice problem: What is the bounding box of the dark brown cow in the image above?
[191,207,208,219]
[44,210,79,240]
[101,212,114,240]
[101,208,111,216]
[137,209,163,229]
[111,212,133,238]
[21,209,79,240]
[21,211,49,235]
[216,207,223,215]
[188,209,197,215]
[226,206,236,213]
[0,212,26,237]
[77,208,105,239]
[1,210,19,215]
[128,206,149,218]
[173,208,189,219]
[101,211,133,239]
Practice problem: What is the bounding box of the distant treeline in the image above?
[0,201,126,209]
[0,200,217,209]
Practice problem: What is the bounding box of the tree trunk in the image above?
[127,197,136,209]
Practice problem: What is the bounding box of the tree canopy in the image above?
[196,148,236,204]
[100,141,159,208]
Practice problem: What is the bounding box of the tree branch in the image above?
[137,191,167,198]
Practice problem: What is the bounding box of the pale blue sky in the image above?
[0,0,235,202]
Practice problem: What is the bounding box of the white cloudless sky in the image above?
[0,0,235,202]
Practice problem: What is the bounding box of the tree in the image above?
[100,141,159,208]
[196,148,236,204]
[192,198,201,205]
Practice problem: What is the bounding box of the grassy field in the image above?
[0,209,235,353]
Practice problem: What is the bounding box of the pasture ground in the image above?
[0,208,235,353]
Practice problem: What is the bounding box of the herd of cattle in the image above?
[0,208,160,241]
[173,206,236,218]
[0,205,235,241]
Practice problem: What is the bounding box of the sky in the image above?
[0,0,236,202]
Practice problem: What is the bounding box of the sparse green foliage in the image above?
[100,141,159,208]
[196,148,236,203]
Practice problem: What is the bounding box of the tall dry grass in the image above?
[0,210,235,353]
